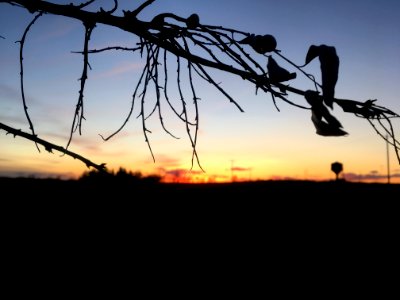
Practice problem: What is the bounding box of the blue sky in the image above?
[0,0,399,182]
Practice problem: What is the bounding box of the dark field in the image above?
[1,177,398,199]
[2,177,398,245]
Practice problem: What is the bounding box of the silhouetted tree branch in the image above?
[0,121,107,171]
[1,0,399,171]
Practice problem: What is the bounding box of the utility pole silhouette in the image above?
[230,160,234,182]
[386,135,391,184]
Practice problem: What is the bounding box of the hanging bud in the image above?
[253,34,277,54]
[239,34,277,54]
[186,14,200,29]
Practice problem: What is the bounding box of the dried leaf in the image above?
[319,45,339,109]
[305,90,347,136]
[267,56,296,83]
[304,90,342,128]
[304,45,320,66]
[311,111,348,136]
[238,34,255,45]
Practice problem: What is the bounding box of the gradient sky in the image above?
[1,0,399,183]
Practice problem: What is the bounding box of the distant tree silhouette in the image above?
[331,162,343,181]
[79,167,161,184]
[0,0,399,173]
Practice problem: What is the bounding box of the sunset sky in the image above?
[1,0,399,183]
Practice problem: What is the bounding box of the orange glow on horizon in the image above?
[157,169,400,184]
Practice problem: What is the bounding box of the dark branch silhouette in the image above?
[1,0,399,172]
[0,121,107,171]
[16,11,43,152]
[65,21,94,150]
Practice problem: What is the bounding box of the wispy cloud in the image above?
[164,168,203,177]
[93,62,144,78]
[0,170,76,180]
[146,154,183,167]
[343,172,400,181]
[0,82,43,107]
[34,19,79,42]
[232,166,251,171]
[0,83,20,101]
[206,174,230,182]
[0,114,29,128]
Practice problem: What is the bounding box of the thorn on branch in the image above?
[44,145,53,153]
[76,0,97,9]
[98,0,118,15]
[123,10,135,19]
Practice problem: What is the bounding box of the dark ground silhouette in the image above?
[1,176,398,199]
[2,176,398,242]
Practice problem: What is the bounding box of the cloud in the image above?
[94,62,144,78]
[34,19,79,42]
[232,166,251,171]
[206,174,230,182]
[0,170,76,180]
[269,175,298,181]
[147,154,182,167]
[343,172,400,181]
[0,83,20,101]
[0,114,30,128]
[164,168,203,177]
[0,83,42,107]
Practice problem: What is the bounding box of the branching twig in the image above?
[66,21,94,149]
[162,48,196,126]
[145,46,180,139]
[274,50,321,90]
[99,54,148,141]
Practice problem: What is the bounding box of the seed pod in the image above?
[253,34,277,54]
[239,34,277,54]
[186,14,200,29]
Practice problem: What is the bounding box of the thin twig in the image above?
[66,22,94,149]
[17,12,44,152]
